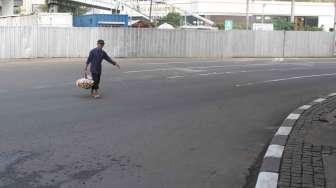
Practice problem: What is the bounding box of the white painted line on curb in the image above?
[328,93,336,97]
[275,127,292,136]
[286,113,301,120]
[299,105,311,110]
[264,145,285,158]
[314,98,326,103]
[255,172,279,188]
[256,93,336,188]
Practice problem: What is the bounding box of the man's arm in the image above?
[84,51,93,72]
[103,51,120,69]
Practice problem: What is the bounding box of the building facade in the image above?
[0,0,335,31]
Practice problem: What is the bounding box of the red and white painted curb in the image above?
[255,92,336,188]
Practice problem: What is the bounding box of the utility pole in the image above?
[262,3,266,24]
[149,0,153,22]
[246,0,249,30]
[334,0,336,31]
[333,0,336,56]
[290,0,295,23]
[111,0,113,14]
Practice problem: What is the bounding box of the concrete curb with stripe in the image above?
[255,92,336,188]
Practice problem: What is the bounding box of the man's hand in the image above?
[84,69,89,76]
[115,63,121,69]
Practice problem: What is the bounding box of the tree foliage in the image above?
[272,18,294,30]
[38,0,89,15]
[159,12,182,27]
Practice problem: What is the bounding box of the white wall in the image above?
[318,16,334,31]
[1,0,14,16]
[22,0,44,14]
[37,13,73,27]
[0,13,72,27]
[0,27,333,59]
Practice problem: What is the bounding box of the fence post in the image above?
[282,30,286,58]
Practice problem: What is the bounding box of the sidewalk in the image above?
[278,96,336,188]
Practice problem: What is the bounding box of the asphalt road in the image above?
[1,58,336,188]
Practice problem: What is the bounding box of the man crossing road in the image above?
[84,39,120,98]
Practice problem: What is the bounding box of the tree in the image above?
[57,4,89,16]
[39,0,89,15]
[37,3,49,12]
[159,12,182,27]
[272,17,294,30]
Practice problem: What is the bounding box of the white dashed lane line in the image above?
[124,62,308,74]
[167,76,185,79]
[235,73,336,87]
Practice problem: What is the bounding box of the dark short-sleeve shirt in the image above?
[86,48,116,74]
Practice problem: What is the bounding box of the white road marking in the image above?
[188,63,278,69]
[175,68,206,73]
[313,98,326,103]
[255,172,279,188]
[167,76,185,79]
[0,89,8,94]
[33,85,54,89]
[199,67,310,78]
[299,105,311,110]
[287,113,301,120]
[273,58,284,62]
[235,73,336,87]
[199,72,218,76]
[124,61,316,74]
[264,145,285,158]
[275,127,292,136]
[125,68,176,73]
[124,62,290,74]
[143,60,225,65]
[125,67,206,74]
[143,61,195,65]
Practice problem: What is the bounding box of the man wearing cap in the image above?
[84,39,120,98]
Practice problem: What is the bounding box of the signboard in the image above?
[252,23,274,31]
[224,20,233,31]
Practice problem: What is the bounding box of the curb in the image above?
[255,92,336,188]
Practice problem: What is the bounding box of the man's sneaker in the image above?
[94,92,101,98]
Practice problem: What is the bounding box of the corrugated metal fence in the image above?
[0,26,334,59]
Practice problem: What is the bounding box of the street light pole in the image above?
[334,0,336,31]
[262,3,266,24]
[111,0,113,14]
[149,0,153,22]
[290,0,295,23]
[333,0,336,56]
[246,0,250,30]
